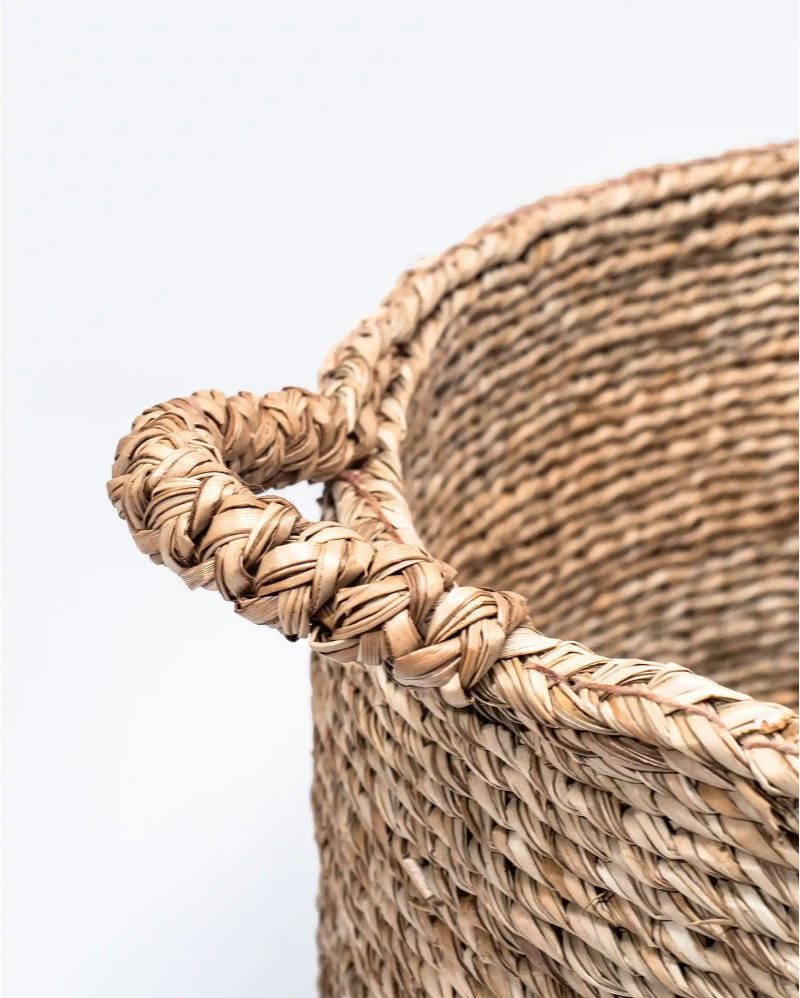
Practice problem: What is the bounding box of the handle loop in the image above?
[109,387,528,706]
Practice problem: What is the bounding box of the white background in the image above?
[3,2,797,995]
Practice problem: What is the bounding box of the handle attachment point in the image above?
[109,386,528,706]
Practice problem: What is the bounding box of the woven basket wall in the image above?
[110,143,799,998]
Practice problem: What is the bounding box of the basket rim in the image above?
[319,140,800,795]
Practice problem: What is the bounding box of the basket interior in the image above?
[402,195,799,709]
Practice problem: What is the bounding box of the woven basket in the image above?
[110,143,799,998]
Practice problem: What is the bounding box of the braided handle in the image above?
[108,387,529,706]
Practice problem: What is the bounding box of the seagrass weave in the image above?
[110,143,800,998]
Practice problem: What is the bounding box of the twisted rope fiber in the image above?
[374,684,799,945]
[110,143,800,997]
[317,145,799,997]
[314,659,796,998]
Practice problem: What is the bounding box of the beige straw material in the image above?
[110,142,799,997]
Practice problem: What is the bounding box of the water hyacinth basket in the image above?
[109,143,799,998]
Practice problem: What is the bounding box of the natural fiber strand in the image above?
[110,142,800,996]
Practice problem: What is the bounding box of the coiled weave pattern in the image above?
[110,143,799,997]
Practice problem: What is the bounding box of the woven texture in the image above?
[110,143,799,997]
